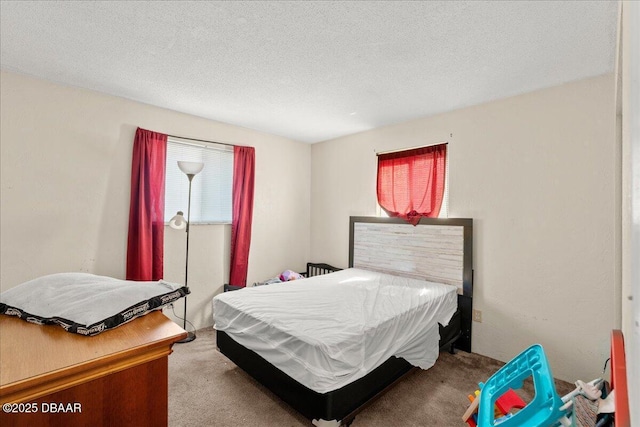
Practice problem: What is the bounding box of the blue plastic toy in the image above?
[477,344,566,427]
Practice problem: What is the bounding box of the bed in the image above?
[213,216,473,426]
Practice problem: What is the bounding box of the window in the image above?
[164,137,233,224]
[378,175,449,218]
[376,143,448,223]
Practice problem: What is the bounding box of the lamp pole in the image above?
[176,172,198,343]
[173,161,203,344]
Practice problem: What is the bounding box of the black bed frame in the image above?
[217,216,473,425]
[302,262,343,278]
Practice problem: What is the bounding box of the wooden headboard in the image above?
[348,216,473,351]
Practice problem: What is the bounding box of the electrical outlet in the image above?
[472,309,482,323]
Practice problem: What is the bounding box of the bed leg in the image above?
[449,343,457,354]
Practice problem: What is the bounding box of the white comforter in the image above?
[212,268,457,393]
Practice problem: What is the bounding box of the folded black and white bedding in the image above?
[0,272,188,335]
[212,268,457,393]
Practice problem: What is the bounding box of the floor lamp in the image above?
[169,160,204,343]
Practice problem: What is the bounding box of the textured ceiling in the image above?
[0,1,618,143]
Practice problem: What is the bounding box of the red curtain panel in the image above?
[126,128,167,281]
[376,144,447,225]
[229,146,255,287]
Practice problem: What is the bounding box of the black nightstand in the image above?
[224,284,244,292]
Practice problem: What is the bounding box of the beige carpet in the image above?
[168,327,573,426]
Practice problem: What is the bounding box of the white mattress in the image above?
[212,268,457,393]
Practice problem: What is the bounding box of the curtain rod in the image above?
[167,134,235,148]
[375,141,447,155]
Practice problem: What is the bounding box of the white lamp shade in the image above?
[169,211,187,230]
[178,161,204,175]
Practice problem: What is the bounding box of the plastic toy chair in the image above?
[477,344,566,427]
[465,388,526,427]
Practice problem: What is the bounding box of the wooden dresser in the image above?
[0,311,187,427]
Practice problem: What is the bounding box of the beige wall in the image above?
[0,70,311,330]
[311,74,617,382]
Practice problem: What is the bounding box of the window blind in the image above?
[164,137,233,224]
